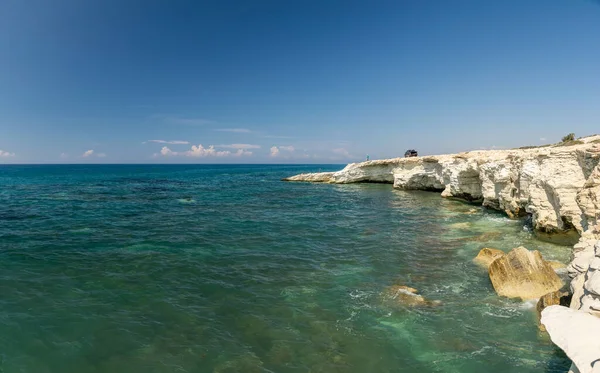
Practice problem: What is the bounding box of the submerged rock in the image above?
[473,248,505,268]
[547,260,567,272]
[541,305,600,373]
[536,290,571,331]
[382,285,440,307]
[449,222,472,229]
[488,247,563,300]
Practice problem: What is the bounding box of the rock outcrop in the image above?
[541,305,600,373]
[473,248,505,268]
[488,247,563,300]
[284,136,600,236]
[284,172,336,183]
[536,291,571,331]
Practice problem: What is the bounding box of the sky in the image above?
[1,0,599,164]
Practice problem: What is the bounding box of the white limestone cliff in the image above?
[286,136,600,235]
[285,135,600,372]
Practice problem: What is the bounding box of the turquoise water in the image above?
[0,164,571,373]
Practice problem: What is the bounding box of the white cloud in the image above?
[215,128,251,133]
[187,144,231,157]
[82,149,107,158]
[270,145,295,157]
[0,150,15,157]
[216,144,261,149]
[147,140,190,145]
[233,149,253,156]
[540,137,547,142]
[159,144,253,158]
[60,153,68,159]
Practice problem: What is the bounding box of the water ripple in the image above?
[0,164,571,373]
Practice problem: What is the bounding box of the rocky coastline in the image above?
[285,135,600,373]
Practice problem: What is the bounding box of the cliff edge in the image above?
[285,136,600,237]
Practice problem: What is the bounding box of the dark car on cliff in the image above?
[404,149,418,157]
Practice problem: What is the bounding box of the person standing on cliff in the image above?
[366,154,370,161]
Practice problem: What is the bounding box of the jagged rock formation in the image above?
[569,240,600,315]
[488,247,563,300]
[284,136,600,236]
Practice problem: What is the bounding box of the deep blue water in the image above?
[0,164,571,372]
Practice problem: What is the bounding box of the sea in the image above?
[0,164,571,373]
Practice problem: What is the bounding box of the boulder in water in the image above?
[488,246,563,300]
[473,248,505,268]
[536,290,572,331]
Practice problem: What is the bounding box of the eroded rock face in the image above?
[473,248,505,268]
[536,291,571,332]
[488,247,563,300]
[284,136,600,235]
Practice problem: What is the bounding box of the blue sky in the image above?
[1,0,599,163]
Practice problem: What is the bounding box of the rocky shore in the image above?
[285,135,600,373]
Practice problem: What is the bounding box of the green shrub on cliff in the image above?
[561,133,575,142]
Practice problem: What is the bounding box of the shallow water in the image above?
[0,164,570,372]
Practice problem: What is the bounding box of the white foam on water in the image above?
[70,228,93,234]
[518,299,537,310]
[471,345,494,356]
[349,289,370,300]
[480,215,514,224]
[483,311,512,319]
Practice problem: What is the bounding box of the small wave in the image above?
[483,311,512,319]
[481,215,513,224]
[518,299,538,310]
[70,228,93,234]
[119,243,168,252]
[349,289,370,300]
[471,345,495,356]
[481,300,525,319]
[177,198,196,204]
